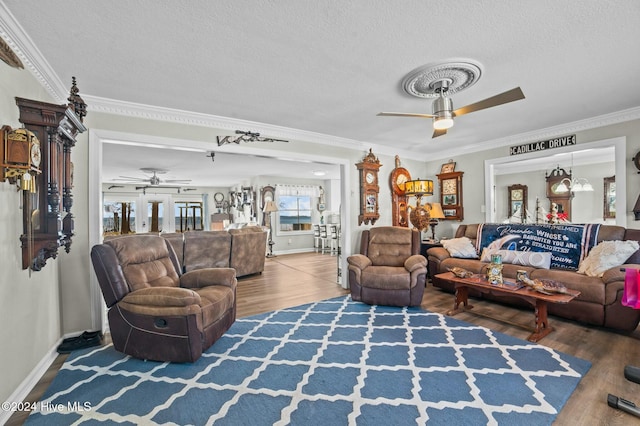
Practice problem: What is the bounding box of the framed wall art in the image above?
[440,161,456,174]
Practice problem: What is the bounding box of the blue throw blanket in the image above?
[476,223,601,270]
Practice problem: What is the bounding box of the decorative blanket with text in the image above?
[476,223,601,270]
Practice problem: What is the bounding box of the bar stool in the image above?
[313,224,321,251]
[329,224,339,253]
[319,224,329,252]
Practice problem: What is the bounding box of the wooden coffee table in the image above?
[436,271,580,342]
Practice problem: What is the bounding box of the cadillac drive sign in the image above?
[510,134,576,156]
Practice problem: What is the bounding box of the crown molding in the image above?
[0,2,67,103]
[426,106,640,162]
[82,94,415,159]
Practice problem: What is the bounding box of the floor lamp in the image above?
[264,201,278,258]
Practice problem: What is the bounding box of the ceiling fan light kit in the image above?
[378,59,524,138]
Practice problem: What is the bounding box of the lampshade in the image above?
[428,202,445,219]
[405,179,434,197]
[263,200,278,213]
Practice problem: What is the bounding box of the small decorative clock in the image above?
[390,155,411,227]
[356,149,381,226]
[437,170,464,221]
[508,184,528,219]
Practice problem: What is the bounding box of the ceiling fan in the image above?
[115,168,191,186]
[378,79,525,138]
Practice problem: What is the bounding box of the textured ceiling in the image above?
[2,0,640,186]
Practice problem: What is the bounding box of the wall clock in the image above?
[390,155,411,227]
[545,166,573,221]
[507,184,527,219]
[10,92,87,271]
[436,171,464,221]
[356,149,381,226]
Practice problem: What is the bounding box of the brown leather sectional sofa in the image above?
[428,223,640,331]
[162,226,268,277]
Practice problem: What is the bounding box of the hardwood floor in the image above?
[7,252,640,425]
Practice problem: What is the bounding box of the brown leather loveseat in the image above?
[428,223,640,331]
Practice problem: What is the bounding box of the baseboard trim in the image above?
[0,339,62,425]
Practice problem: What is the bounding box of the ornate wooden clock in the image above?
[356,149,381,226]
[508,184,528,219]
[436,171,464,221]
[545,166,573,221]
[1,79,87,271]
[389,155,411,227]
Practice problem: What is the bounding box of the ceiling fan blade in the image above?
[377,112,435,118]
[432,128,447,138]
[453,87,525,117]
[165,179,192,183]
[115,176,147,181]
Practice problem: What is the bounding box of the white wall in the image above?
[495,161,616,224]
[426,119,640,238]
[0,65,63,403]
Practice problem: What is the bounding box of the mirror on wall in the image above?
[485,137,626,226]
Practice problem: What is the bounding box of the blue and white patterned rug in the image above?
[27,296,590,425]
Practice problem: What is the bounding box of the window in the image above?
[275,185,320,234]
[174,201,203,232]
[278,195,312,231]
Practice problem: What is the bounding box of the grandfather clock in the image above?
[545,166,573,221]
[356,149,381,226]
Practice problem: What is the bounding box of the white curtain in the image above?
[275,184,320,197]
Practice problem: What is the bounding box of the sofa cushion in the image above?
[362,266,412,290]
[367,227,414,267]
[441,237,478,258]
[530,268,605,304]
[578,240,640,277]
[183,231,231,272]
[480,249,551,269]
[106,235,180,290]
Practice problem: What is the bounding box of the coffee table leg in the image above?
[447,285,472,316]
[528,299,553,342]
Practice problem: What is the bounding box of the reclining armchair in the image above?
[91,234,236,363]
[347,226,427,307]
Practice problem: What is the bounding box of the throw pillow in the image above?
[578,240,640,277]
[480,249,552,269]
[441,237,478,259]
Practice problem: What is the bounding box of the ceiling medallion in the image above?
[217,130,289,146]
[402,59,483,98]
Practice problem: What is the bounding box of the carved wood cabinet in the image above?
[16,94,86,271]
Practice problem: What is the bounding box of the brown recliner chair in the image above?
[347,226,427,307]
[91,234,236,363]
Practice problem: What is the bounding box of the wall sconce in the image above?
[405,179,434,231]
